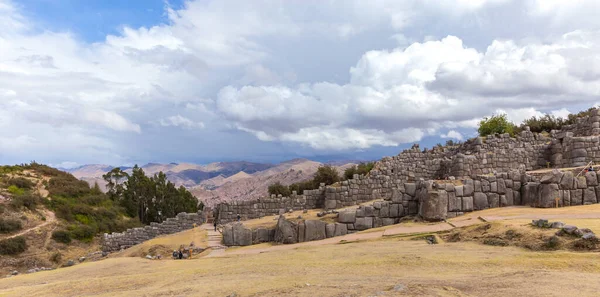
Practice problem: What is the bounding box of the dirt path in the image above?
[214,206,600,257]
[6,210,56,239]
[200,224,227,258]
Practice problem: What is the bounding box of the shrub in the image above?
[69,225,95,242]
[51,230,72,244]
[343,162,375,180]
[7,185,25,196]
[478,114,517,137]
[48,176,91,198]
[268,182,291,197]
[0,218,22,233]
[313,165,340,186]
[520,114,565,133]
[0,236,27,255]
[50,252,62,263]
[8,177,34,189]
[10,193,41,211]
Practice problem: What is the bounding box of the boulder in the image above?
[562,225,578,235]
[232,223,252,246]
[473,192,488,210]
[222,224,234,246]
[551,222,565,229]
[540,169,562,184]
[338,211,356,223]
[304,220,327,241]
[274,216,298,244]
[419,191,448,221]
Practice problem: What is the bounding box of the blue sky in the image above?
[1,0,600,168]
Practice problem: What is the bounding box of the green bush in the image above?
[10,193,41,211]
[69,224,95,242]
[268,182,291,196]
[51,230,72,244]
[478,114,517,137]
[7,185,25,196]
[48,176,91,198]
[0,218,22,233]
[313,165,340,186]
[0,236,27,255]
[7,177,35,189]
[343,162,375,180]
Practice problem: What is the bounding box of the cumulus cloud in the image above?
[219,32,600,149]
[2,0,600,164]
[159,115,204,129]
[441,130,464,140]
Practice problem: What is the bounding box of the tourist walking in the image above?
[213,219,218,232]
[237,214,241,222]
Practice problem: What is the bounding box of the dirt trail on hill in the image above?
[6,210,56,239]
[217,206,600,257]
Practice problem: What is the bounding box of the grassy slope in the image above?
[2,205,600,296]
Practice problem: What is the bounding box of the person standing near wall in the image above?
[237,214,241,222]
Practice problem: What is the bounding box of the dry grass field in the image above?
[2,205,600,297]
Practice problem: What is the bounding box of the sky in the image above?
[1,0,600,168]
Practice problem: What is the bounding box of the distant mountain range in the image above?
[67,159,359,207]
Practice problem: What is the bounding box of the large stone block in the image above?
[256,228,271,243]
[504,190,514,206]
[455,185,464,197]
[537,184,559,208]
[274,216,298,244]
[326,223,336,238]
[464,183,474,196]
[462,196,474,211]
[419,190,448,221]
[522,182,540,206]
[561,190,570,206]
[379,204,390,218]
[570,189,583,206]
[576,176,587,189]
[514,190,521,206]
[304,220,327,241]
[333,223,348,236]
[338,211,356,223]
[405,183,417,196]
[572,148,587,158]
[364,206,375,217]
[487,193,500,208]
[448,191,461,212]
[584,187,597,205]
[324,199,337,210]
[382,218,396,226]
[490,182,498,193]
[586,172,598,186]
[474,192,488,210]
[222,224,234,246]
[389,203,399,217]
[232,223,252,246]
[298,221,305,242]
[560,172,574,190]
[355,217,373,230]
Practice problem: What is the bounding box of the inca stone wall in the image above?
[217,108,600,229]
[217,187,325,223]
[102,212,205,252]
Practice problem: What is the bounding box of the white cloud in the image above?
[159,115,204,129]
[441,130,464,140]
[84,110,141,133]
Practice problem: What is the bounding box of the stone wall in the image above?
[217,187,325,223]
[522,169,600,208]
[102,212,205,252]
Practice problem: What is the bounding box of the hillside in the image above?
[190,159,355,206]
[71,159,358,207]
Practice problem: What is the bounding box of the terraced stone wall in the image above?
[102,212,205,252]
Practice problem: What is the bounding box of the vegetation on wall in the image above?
[343,162,375,180]
[478,114,517,137]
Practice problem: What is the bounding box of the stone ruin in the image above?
[102,212,205,252]
[217,108,600,246]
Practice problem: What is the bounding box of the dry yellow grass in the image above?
[1,235,600,297]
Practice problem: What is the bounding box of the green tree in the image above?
[268,182,291,196]
[313,165,340,186]
[102,168,129,201]
[478,114,517,137]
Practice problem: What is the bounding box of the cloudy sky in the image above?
[1,0,600,168]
